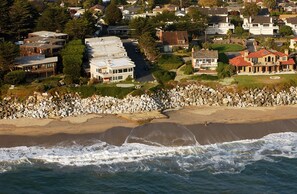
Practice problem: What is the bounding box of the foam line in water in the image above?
[0,132,297,174]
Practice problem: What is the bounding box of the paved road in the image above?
[122,39,155,82]
[246,39,256,52]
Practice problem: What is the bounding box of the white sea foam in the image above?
[1,132,297,174]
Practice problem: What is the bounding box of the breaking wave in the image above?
[1,132,297,174]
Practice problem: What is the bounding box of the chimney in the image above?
[249,16,252,23]
[270,17,272,23]
[159,30,163,41]
[284,49,289,55]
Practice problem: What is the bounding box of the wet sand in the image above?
[1,106,297,147]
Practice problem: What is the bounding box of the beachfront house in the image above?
[85,37,135,82]
[229,49,296,74]
[14,55,58,78]
[284,17,297,36]
[192,49,219,71]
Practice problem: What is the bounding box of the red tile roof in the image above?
[246,49,273,58]
[229,56,252,67]
[281,58,295,65]
[246,49,288,58]
[161,31,189,46]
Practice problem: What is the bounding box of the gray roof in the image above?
[250,16,271,24]
[287,17,297,24]
[192,50,218,59]
[15,55,58,67]
[209,16,227,23]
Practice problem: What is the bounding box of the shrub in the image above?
[4,70,26,85]
[158,54,183,70]
[95,86,134,99]
[217,62,235,79]
[153,69,176,84]
[181,64,194,75]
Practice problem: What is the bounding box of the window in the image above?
[113,70,117,74]
[119,69,123,73]
[124,68,127,72]
[118,76,123,80]
[252,24,258,27]
[263,24,269,27]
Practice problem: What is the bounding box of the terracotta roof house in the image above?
[160,31,189,52]
[242,16,279,35]
[192,49,219,71]
[229,49,295,74]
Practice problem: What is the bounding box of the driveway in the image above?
[122,39,155,82]
[246,39,256,52]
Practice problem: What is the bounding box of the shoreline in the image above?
[1,105,297,147]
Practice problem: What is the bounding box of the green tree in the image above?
[83,0,96,9]
[216,62,235,79]
[0,0,12,36]
[9,0,38,40]
[139,32,159,62]
[226,29,232,43]
[129,17,155,37]
[35,6,71,32]
[202,42,211,49]
[0,42,19,72]
[234,26,245,37]
[64,19,89,39]
[279,25,293,37]
[242,3,260,17]
[263,0,276,9]
[62,40,85,84]
[104,1,122,25]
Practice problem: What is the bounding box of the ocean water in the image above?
[1,132,297,193]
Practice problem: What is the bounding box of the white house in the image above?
[243,16,279,35]
[192,49,219,71]
[206,16,235,35]
[85,37,135,82]
[289,37,297,50]
[285,17,297,35]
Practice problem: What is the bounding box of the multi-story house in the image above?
[28,31,68,39]
[206,16,235,35]
[192,49,219,71]
[289,37,297,50]
[85,36,135,82]
[14,55,58,78]
[229,49,295,74]
[193,8,234,35]
[20,36,66,57]
[242,16,279,35]
[160,31,189,52]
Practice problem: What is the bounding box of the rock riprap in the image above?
[1,84,297,119]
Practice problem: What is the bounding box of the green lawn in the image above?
[234,74,297,89]
[210,44,245,53]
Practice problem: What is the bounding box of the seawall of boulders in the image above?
[1,84,297,119]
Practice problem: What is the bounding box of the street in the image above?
[122,39,155,82]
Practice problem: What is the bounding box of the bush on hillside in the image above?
[4,70,26,85]
[158,54,183,70]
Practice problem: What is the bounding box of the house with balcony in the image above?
[85,36,135,82]
[192,49,218,71]
[242,16,279,35]
[206,16,235,35]
[289,37,297,50]
[14,55,58,78]
[229,49,295,74]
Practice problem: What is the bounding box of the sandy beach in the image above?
[1,105,297,147]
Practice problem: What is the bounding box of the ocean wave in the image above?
[1,132,297,174]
